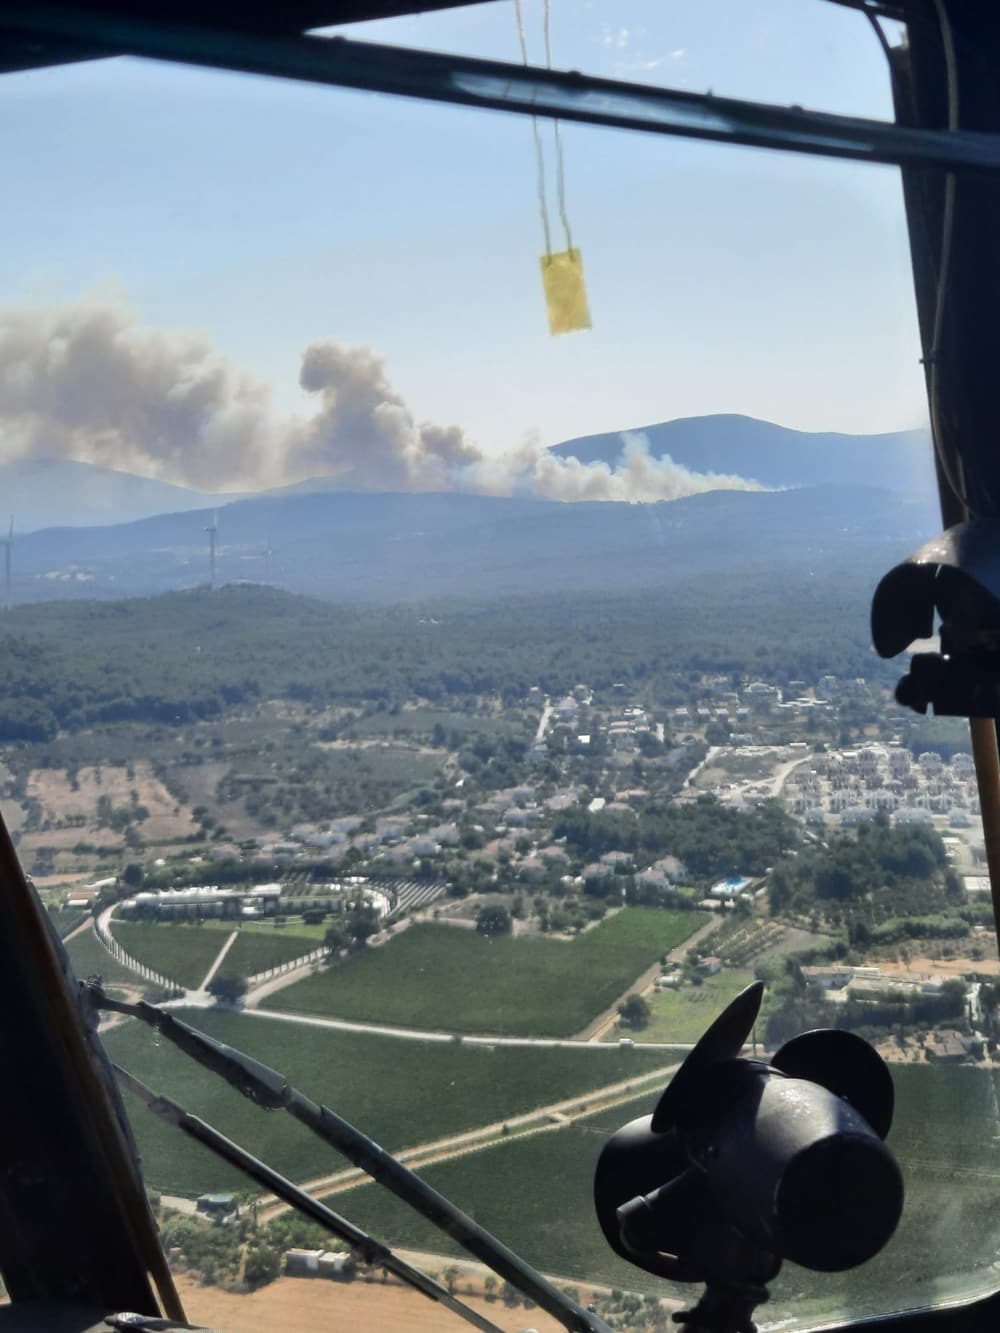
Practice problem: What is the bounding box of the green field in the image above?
[325,1065,1000,1319]
[66,925,144,988]
[268,908,703,1036]
[111,922,231,990]
[166,918,327,941]
[224,929,320,978]
[104,1009,677,1196]
[614,970,755,1044]
[45,907,88,939]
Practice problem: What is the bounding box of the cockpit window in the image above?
[1,3,996,1330]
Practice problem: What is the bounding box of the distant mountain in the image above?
[5,483,940,606]
[549,414,936,495]
[0,415,936,534]
[0,458,240,532]
[0,414,943,603]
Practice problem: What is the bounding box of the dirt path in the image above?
[575,917,718,1042]
[97,984,144,1033]
[533,696,553,747]
[244,954,326,1009]
[200,930,239,991]
[63,915,96,944]
[683,745,720,789]
[237,1004,698,1051]
[256,1061,679,1224]
[768,755,810,797]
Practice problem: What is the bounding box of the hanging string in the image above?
[541,0,573,252]
[513,0,553,256]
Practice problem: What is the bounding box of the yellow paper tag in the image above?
[540,248,592,335]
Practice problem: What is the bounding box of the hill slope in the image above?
[550,414,934,494]
[6,483,939,605]
[0,458,239,532]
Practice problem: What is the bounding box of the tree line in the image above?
[554,794,798,880]
[0,568,893,741]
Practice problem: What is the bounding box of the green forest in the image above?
[0,567,891,741]
[767,817,963,937]
[554,794,799,880]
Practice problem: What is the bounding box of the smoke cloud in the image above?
[0,303,280,490]
[0,302,764,502]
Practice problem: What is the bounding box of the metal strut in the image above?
[115,1064,507,1333]
[2,3,1000,177]
[90,987,613,1333]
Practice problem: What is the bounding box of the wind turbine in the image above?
[206,510,218,591]
[263,535,274,584]
[1,516,13,612]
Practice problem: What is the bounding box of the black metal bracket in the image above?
[2,3,1000,177]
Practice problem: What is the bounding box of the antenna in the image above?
[205,510,218,591]
[1,515,13,612]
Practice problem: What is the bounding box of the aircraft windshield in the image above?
[1,2,997,1330]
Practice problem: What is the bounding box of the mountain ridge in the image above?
[6,481,939,606]
[0,457,242,533]
[0,414,935,533]
[549,413,934,494]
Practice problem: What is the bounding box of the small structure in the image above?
[709,877,752,899]
[120,884,281,919]
[317,1251,353,1278]
[965,875,992,895]
[196,1193,235,1219]
[285,1249,324,1277]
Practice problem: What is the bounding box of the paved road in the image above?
[576,917,719,1043]
[243,1005,700,1050]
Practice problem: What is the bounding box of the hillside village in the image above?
[35,658,996,1074]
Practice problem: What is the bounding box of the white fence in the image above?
[95,918,181,992]
[246,946,326,989]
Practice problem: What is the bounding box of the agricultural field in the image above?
[26,762,198,845]
[217,743,443,830]
[346,707,525,741]
[268,909,703,1036]
[66,925,144,988]
[111,922,231,990]
[330,1091,668,1298]
[332,1065,1000,1319]
[104,1009,676,1195]
[225,929,321,978]
[619,970,755,1045]
[45,906,88,939]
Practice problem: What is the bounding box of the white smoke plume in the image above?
[466,432,763,503]
[0,302,763,502]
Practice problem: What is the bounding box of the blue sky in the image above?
[0,0,925,480]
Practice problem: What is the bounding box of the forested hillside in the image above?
[0,568,891,741]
